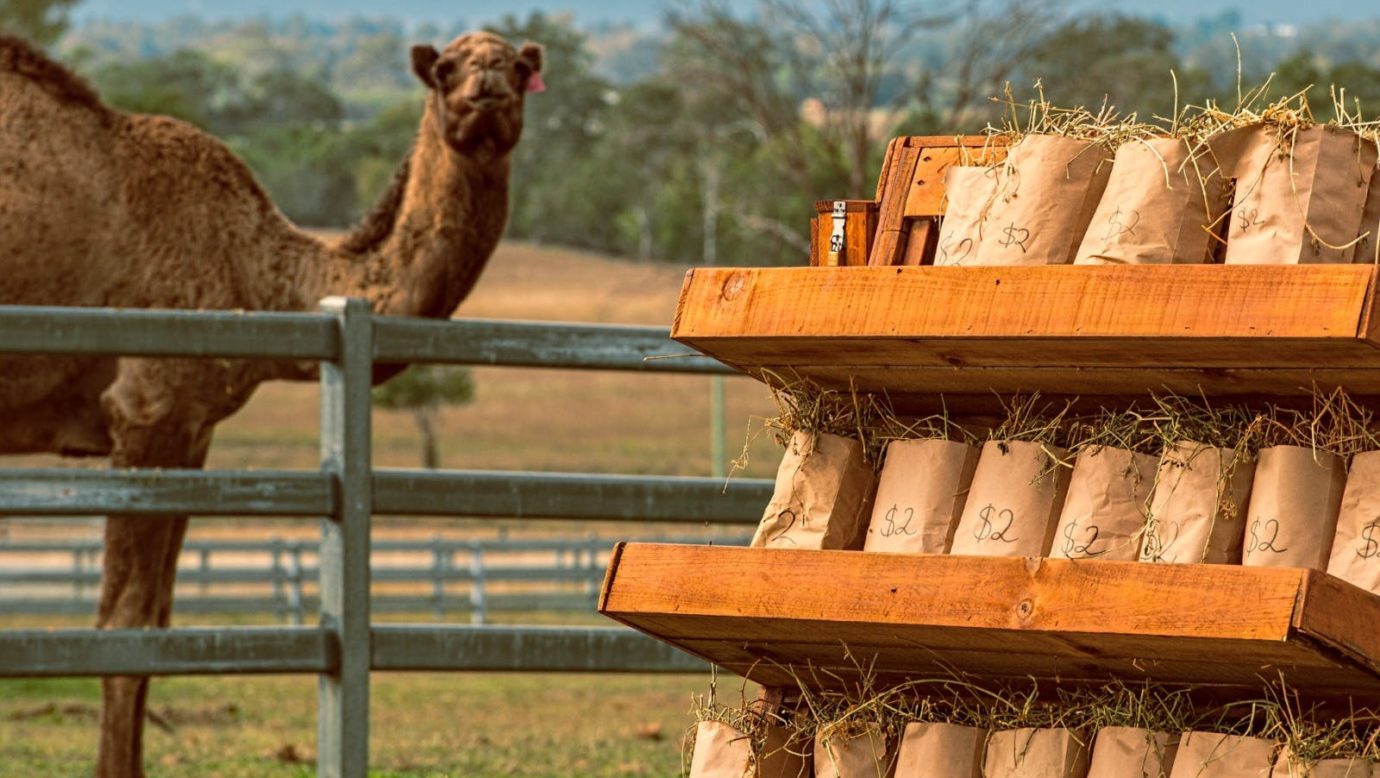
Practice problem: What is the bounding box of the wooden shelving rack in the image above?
[598,136,1380,704]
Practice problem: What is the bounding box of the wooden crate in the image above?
[600,543,1380,703]
[672,264,1380,412]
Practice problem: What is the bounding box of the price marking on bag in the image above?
[938,235,973,265]
[767,509,799,546]
[974,504,1019,544]
[880,505,917,538]
[997,223,1030,254]
[1357,517,1380,560]
[1061,520,1106,558]
[1101,206,1140,243]
[1248,517,1288,555]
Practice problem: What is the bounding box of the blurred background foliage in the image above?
[5,0,1380,265]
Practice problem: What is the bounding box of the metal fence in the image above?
[0,300,772,778]
[0,533,750,623]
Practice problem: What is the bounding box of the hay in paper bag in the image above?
[1088,727,1179,778]
[688,720,755,778]
[1241,444,1346,570]
[892,722,985,778]
[751,429,876,551]
[1168,732,1274,778]
[1327,449,1380,593]
[951,397,1072,557]
[1143,440,1256,564]
[864,438,979,555]
[1051,443,1158,561]
[973,134,1111,265]
[1213,119,1377,264]
[814,727,895,778]
[760,724,812,778]
[983,727,1091,778]
[1075,136,1223,264]
[949,439,1071,557]
[1271,751,1372,778]
[935,165,1000,266]
[1354,163,1380,263]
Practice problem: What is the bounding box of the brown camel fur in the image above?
[0,31,543,777]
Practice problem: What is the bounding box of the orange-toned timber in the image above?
[671,263,1380,412]
[599,543,1380,702]
[866,135,1007,266]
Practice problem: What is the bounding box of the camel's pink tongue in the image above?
[526,72,547,93]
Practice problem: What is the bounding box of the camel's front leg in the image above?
[94,418,210,778]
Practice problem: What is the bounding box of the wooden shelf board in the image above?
[671,265,1380,409]
[599,544,1380,701]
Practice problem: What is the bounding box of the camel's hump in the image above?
[0,34,107,115]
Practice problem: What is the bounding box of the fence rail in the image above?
[0,534,750,623]
[0,299,762,778]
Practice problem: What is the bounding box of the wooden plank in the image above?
[675,266,1375,344]
[600,544,1380,700]
[900,218,936,266]
[903,147,965,218]
[868,146,922,266]
[671,265,1380,401]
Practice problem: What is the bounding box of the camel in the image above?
[0,30,544,777]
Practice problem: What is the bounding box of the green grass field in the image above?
[0,242,779,776]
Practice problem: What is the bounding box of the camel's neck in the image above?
[307,108,512,318]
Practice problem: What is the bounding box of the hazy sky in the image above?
[72,0,1380,26]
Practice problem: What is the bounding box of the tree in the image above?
[1019,14,1185,119]
[371,366,475,469]
[0,0,79,47]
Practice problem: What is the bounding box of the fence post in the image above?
[430,534,446,622]
[72,545,84,601]
[199,546,212,595]
[288,540,305,628]
[468,540,486,626]
[271,536,286,622]
[318,296,372,778]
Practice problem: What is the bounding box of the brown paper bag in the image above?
[1169,733,1274,778]
[984,728,1090,778]
[1088,727,1179,778]
[1270,748,1372,778]
[950,440,1072,558]
[935,166,1000,266]
[864,439,980,554]
[1050,447,1158,561]
[814,728,894,778]
[752,430,877,551]
[892,722,985,778]
[1241,445,1346,570]
[1075,137,1222,264]
[761,725,813,778]
[1142,441,1256,564]
[1217,124,1377,264]
[1326,449,1380,593]
[973,134,1111,266]
[1354,164,1380,263]
[689,720,754,778]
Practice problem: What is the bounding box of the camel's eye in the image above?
[433,60,456,84]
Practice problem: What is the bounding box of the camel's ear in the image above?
[518,42,545,93]
[411,44,440,89]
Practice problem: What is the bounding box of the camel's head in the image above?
[411,32,544,158]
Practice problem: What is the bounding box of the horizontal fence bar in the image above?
[0,535,747,554]
[373,470,771,523]
[0,627,337,677]
[0,306,336,359]
[0,469,334,516]
[370,625,707,673]
[373,318,732,373]
[0,565,606,585]
[0,469,769,522]
[0,594,599,616]
[0,626,703,676]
